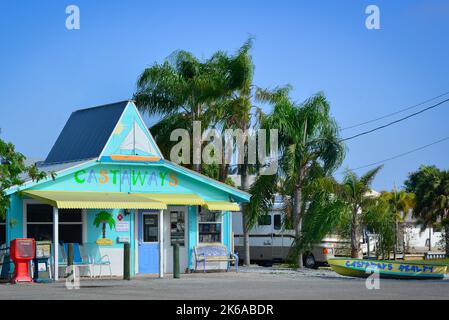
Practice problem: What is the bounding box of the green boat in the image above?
[329,258,448,279]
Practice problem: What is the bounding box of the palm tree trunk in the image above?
[393,220,398,260]
[241,164,250,266]
[191,101,202,173]
[102,223,106,239]
[445,225,449,258]
[351,206,361,258]
[293,185,304,268]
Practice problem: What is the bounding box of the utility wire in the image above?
[342,90,449,131]
[341,98,449,142]
[337,135,449,173]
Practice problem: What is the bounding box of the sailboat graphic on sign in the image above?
[110,120,161,162]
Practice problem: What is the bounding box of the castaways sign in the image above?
[73,167,178,187]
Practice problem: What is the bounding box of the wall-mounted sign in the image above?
[73,168,178,187]
[117,236,130,243]
[116,221,130,232]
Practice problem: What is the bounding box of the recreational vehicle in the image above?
[232,196,376,268]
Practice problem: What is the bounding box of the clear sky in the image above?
[0,0,448,191]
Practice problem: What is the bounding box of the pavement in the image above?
[0,266,448,300]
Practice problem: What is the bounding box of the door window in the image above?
[170,210,185,246]
[143,213,159,242]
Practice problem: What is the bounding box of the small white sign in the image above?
[116,221,130,232]
[117,236,130,243]
[38,262,47,272]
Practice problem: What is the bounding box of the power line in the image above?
[337,135,449,174]
[342,90,449,131]
[341,98,449,142]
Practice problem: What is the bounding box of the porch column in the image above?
[159,209,164,278]
[53,206,59,281]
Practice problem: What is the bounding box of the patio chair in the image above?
[83,243,112,278]
[63,243,93,278]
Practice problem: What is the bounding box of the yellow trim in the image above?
[204,200,240,212]
[96,238,114,246]
[135,193,205,206]
[23,190,167,210]
[110,155,161,162]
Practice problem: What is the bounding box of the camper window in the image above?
[258,215,271,226]
[274,214,282,230]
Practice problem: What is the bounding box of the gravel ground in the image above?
[0,266,448,300]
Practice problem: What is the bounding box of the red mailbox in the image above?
[10,238,35,283]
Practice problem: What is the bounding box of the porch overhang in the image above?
[203,200,241,212]
[135,193,205,206]
[23,190,167,209]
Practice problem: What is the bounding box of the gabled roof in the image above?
[44,101,129,164]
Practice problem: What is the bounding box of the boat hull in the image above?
[329,258,447,279]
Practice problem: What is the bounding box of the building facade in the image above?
[4,101,249,279]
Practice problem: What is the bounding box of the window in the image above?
[198,209,222,243]
[143,213,158,242]
[258,215,271,226]
[26,204,83,243]
[274,214,282,230]
[0,216,5,246]
[170,210,185,246]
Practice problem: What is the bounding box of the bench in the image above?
[424,252,446,260]
[193,244,238,273]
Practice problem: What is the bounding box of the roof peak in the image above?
[73,100,133,113]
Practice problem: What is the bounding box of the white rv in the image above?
[232,196,335,268]
[232,195,375,267]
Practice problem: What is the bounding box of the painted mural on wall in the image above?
[93,211,116,246]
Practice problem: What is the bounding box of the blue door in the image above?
[138,211,160,274]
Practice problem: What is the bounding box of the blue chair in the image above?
[63,243,93,278]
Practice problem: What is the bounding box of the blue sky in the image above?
[0,0,448,191]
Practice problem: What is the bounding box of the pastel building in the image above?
[3,101,249,279]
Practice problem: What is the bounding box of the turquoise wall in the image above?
[7,194,24,242]
[222,211,232,253]
[32,163,229,201]
[187,206,197,269]
[86,208,135,275]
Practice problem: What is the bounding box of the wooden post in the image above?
[173,243,180,279]
[123,242,130,280]
[67,243,74,269]
[53,207,59,281]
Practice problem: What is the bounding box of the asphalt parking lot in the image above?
[0,267,448,300]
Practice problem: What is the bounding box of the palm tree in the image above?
[93,211,116,239]
[248,89,345,267]
[207,39,266,265]
[379,188,415,259]
[338,167,382,258]
[134,43,252,172]
[405,165,449,257]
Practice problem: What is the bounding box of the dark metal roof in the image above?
[44,101,129,164]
